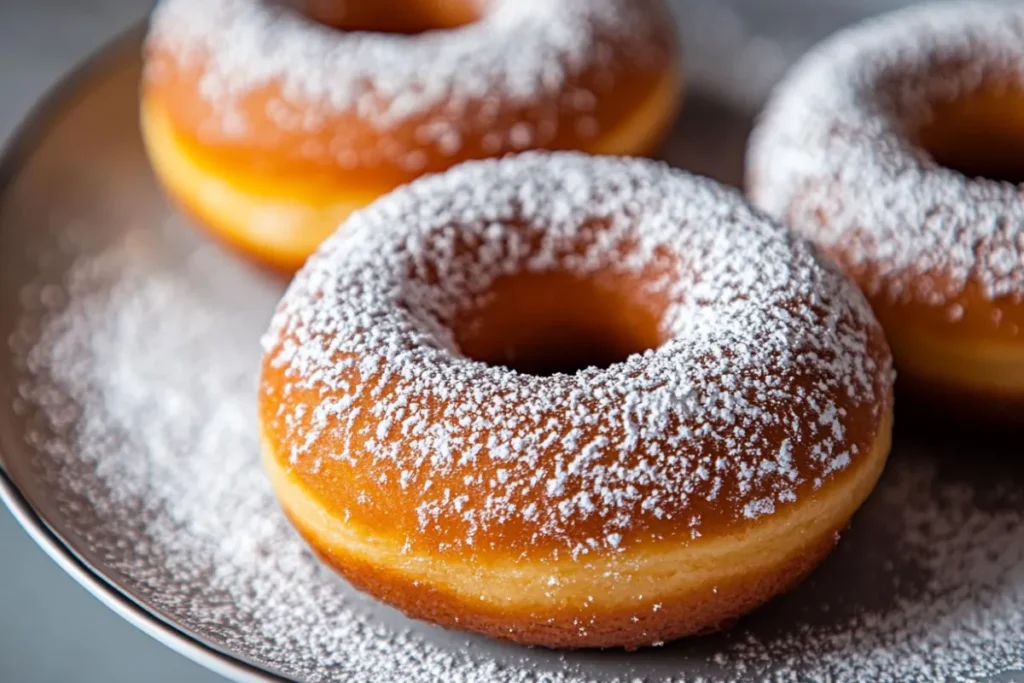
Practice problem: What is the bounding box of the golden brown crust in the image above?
[259,344,893,561]
[896,371,1024,425]
[143,0,681,187]
[141,1,682,271]
[288,507,842,649]
[149,152,293,274]
[745,7,1024,414]
[142,102,340,273]
[754,191,1024,418]
[262,407,892,648]
[256,154,894,647]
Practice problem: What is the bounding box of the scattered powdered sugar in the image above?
[747,1,1024,312]
[146,0,667,158]
[4,21,1024,679]
[262,153,889,558]
[5,165,1024,683]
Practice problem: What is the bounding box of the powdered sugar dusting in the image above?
[5,185,1023,683]
[4,33,1024,680]
[261,153,890,557]
[146,0,668,156]
[747,1,1024,311]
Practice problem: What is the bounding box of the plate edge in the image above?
[0,22,291,683]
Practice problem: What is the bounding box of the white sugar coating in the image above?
[145,0,669,155]
[747,0,1024,310]
[8,207,1024,682]
[262,153,891,556]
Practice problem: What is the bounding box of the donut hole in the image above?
[294,0,481,35]
[453,272,665,376]
[915,85,1024,184]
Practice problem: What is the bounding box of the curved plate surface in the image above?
[2,25,1024,683]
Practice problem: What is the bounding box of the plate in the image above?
[2,24,1024,683]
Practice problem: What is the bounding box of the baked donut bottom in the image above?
[140,97,381,272]
[881,323,1024,419]
[139,64,681,273]
[260,406,892,649]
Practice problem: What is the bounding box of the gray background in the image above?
[0,1,1012,681]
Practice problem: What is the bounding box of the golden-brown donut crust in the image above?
[265,415,891,648]
[143,1,680,188]
[323,538,838,650]
[259,154,894,648]
[141,0,682,270]
[285,503,842,649]
[746,3,1024,416]
[259,349,892,561]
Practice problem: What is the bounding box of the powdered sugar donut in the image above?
[141,0,681,271]
[747,1,1024,417]
[258,153,894,648]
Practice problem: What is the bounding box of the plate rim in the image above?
[0,23,289,683]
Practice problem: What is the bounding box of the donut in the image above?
[141,0,681,272]
[747,1,1024,417]
[258,153,894,648]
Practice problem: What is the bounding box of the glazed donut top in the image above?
[260,153,892,560]
[145,0,676,182]
[748,1,1024,320]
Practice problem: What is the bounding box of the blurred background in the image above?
[0,0,1013,681]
